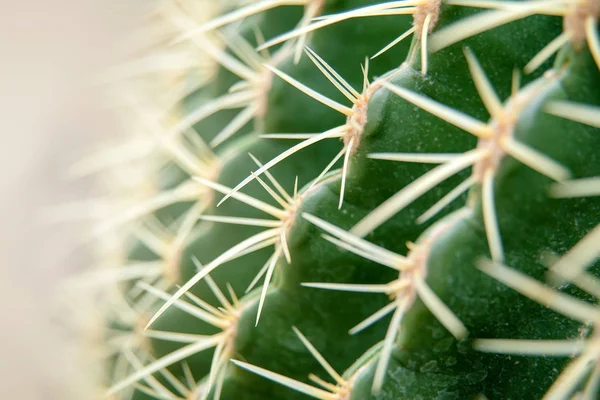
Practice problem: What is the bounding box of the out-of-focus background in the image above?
[0,1,152,398]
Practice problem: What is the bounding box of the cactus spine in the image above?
[67,0,600,399]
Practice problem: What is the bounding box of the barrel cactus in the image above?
[72,0,600,398]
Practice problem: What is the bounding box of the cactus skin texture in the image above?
[82,0,600,399]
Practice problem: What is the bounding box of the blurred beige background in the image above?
[0,1,153,398]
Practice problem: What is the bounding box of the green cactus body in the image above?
[74,0,600,399]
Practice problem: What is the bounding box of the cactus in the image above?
[69,0,600,399]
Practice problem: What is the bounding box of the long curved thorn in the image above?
[107,335,222,395]
[429,8,538,53]
[372,300,407,394]
[477,258,600,324]
[350,301,398,335]
[304,46,360,100]
[265,64,353,116]
[338,137,354,209]
[292,326,346,385]
[543,350,599,400]
[194,176,286,219]
[372,26,415,59]
[382,81,491,138]
[258,1,420,50]
[474,338,586,356]
[587,16,600,70]
[545,101,600,128]
[231,360,335,399]
[351,149,486,237]
[463,47,503,119]
[524,32,571,74]
[482,169,504,262]
[173,0,307,43]
[415,279,468,339]
[256,247,282,325]
[145,228,280,329]
[502,139,571,182]
[321,234,404,270]
[216,126,346,206]
[303,213,407,267]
